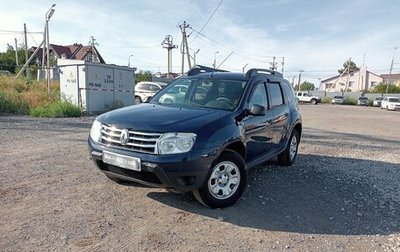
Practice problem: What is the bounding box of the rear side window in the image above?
[268,83,284,107]
[282,82,295,103]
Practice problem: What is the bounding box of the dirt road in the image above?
[1,105,399,251]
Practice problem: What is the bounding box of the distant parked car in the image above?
[381,97,400,111]
[332,96,344,104]
[357,96,369,106]
[158,83,189,104]
[373,97,384,107]
[135,82,168,104]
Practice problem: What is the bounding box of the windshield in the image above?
[389,98,400,102]
[150,77,247,111]
[334,96,343,99]
[359,97,368,100]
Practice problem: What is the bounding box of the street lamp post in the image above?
[128,54,133,67]
[45,4,56,98]
[213,51,219,69]
[387,46,398,94]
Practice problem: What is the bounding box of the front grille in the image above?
[101,124,162,154]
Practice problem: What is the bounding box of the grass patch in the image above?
[31,101,81,118]
[0,75,80,117]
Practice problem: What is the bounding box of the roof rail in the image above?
[186,65,229,76]
[245,68,283,78]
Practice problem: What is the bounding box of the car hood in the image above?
[97,103,230,132]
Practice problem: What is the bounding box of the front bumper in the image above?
[88,138,216,192]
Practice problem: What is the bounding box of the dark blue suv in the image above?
[88,66,302,208]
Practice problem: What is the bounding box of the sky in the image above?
[0,0,399,85]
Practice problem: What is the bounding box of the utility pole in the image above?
[242,63,248,73]
[189,48,200,66]
[14,38,19,66]
[269,56,277,71]
[217,51,234,69]
[24,23,29,78]
[344,57,351,93]
[89,36,98,63]
[281,57,285,74]
[387,46,398,94]
[297,70,304,91]
[45,4,56,98]
[213,51,219,68]
[161,35,178,78]
[179,21,191,74]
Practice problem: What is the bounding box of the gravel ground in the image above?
[0,104,399,251]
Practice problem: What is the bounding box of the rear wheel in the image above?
[311,99,317,105]
[278,129,299,166]
[193,150,247,208]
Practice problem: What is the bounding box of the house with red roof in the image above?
[31,43,105,65]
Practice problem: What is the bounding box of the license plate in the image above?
[102,151,141,171]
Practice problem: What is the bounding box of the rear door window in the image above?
[268,83,284,107]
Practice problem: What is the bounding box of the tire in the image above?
[193,150,247,208]
[277,129,299,166]
[135,96,142,104]
[311,99,317,105]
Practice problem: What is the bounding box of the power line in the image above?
[189,27,280,61]
[190,0,224,44]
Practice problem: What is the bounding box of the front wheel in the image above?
[277,129,300,166]
[135,96,142,104]
[193,150,247,208]
[311,99,317,105]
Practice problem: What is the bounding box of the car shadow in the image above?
[147,154,400,236]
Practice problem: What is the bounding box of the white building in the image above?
[321,67,383,92]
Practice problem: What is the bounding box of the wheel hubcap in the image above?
[289,134,298,161]
[208,161,240,200]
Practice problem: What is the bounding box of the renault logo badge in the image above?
[120,129,129,145]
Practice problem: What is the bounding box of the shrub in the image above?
[31,101,81,117]
[0,92,30,114]
[321,97,332,104]
[343,96,357,105]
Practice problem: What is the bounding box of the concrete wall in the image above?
[309,90,399,101]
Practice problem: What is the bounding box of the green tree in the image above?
[371,83,400,93]
[0,45,37,75]
[338,59,359,74]
[300,81,315,91]
[135,70,152,84]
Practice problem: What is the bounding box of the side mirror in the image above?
[248,104,266,116]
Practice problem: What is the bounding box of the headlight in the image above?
[90,120,102,143]
[157,133,196,154]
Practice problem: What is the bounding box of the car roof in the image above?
[187,72,247,80]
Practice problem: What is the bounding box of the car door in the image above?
[243,82,275,163]
[267,82,290,146]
